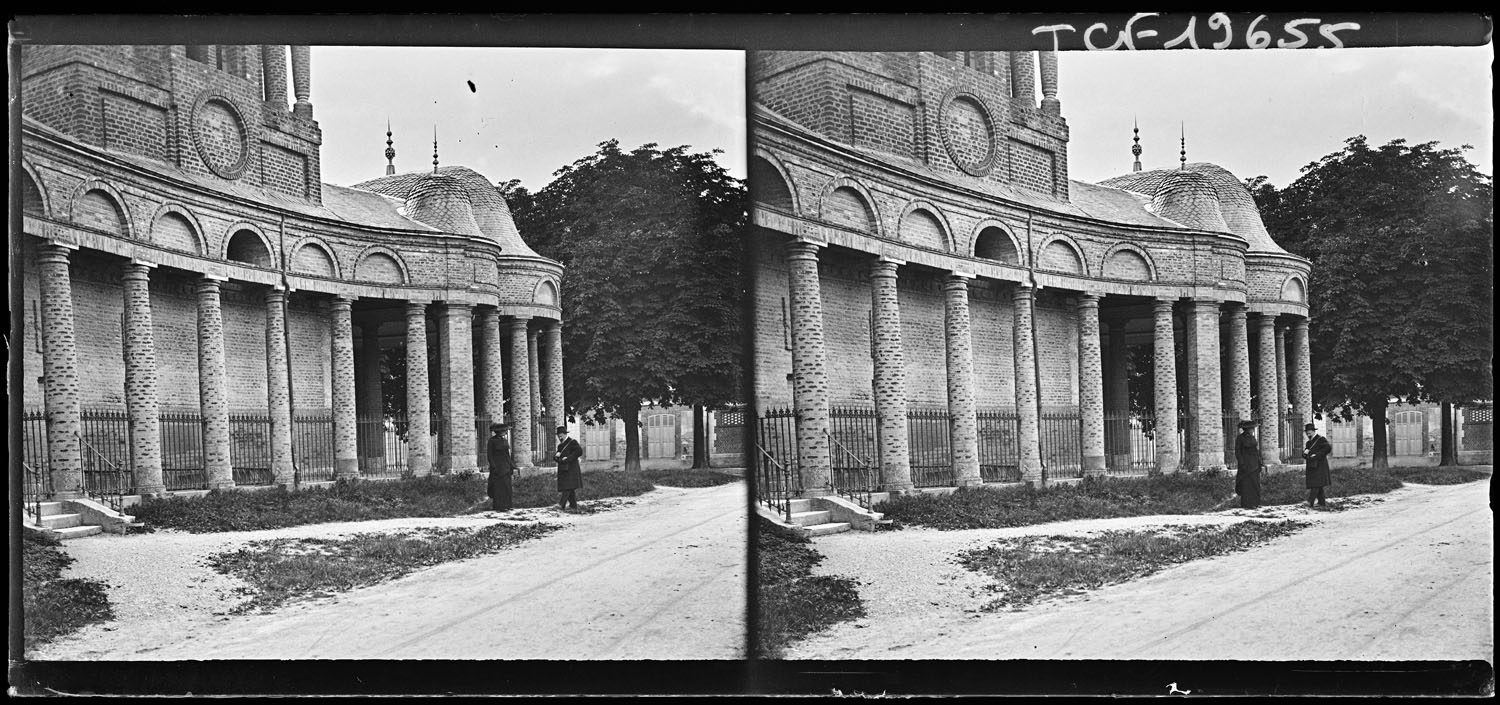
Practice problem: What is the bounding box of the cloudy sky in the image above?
[1059,44,1493,189]
[311,47,746,192]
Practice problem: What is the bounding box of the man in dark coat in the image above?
[554,425,584,511]
[1302,422,1333,508]
[1234,419,1264,509]
[486,423,515,511]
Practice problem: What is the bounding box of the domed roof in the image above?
[403,172,483,238]
[1098,163,1289,254]
[352,166,541,257]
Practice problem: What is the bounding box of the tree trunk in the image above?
[1439,401,1457,466]
[691,404,709,469]
[622,402,642,473]
[1368,398,1389,471]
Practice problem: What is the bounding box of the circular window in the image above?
[939,90,997,177]
[191,93,249,179]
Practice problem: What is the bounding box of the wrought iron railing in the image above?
[293,412,336,483]
[229,413,274,486]
[161,411,209,490]
[1039,408,1083,481]
[825,430,874,508]
[977,408,1022,483]
[81,438,129,511]
[23,461,49,523]
[755,442,796,523]
[908,407,955,488]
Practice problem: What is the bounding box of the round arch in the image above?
[1099,242,1158,281]
[750,148,801,215]
[289,236,343,279]
[148,203,208,254]
[1280,274,1308,303]
[968,218,1025,266]
[896,199,954,252]
[1035,233,1090,277]
[353,245,410,285]
[20,160,51,217]
[68,179,136,238]
[533,278,561,308]
[220,221,277,267]
[816,176,883,237]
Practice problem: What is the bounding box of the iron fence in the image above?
[1103,410,1160,475]
[1039,408,1083,480]
[23,461,50,521]
[1280,412,1305,462]
[293,412,336,483]
[828,406,879,488]
[80,438,130,509]
[160,411,208,490]
[80,408,131,479]
[756,407,799,480]
[977,408,1021,483]
[755,443,796,522]
[908,407,954,488]
[826,429,875,507]
[22,408,48,471]
[228,413,274,486]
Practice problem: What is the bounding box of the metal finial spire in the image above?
[1131,116,1143,173]
[384,119,396,176]
[432,126,439,173]
[1179,122,1186,170]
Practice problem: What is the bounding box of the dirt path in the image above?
[31,482,747,661]
[784,477,1492,662]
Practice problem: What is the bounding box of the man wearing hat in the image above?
[1234,419,1265,509]
[487,422,515,511]
[554,425,584,511]
[1302,422,1333,508]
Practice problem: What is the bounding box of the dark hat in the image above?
[556,425,570,434]
[1304,422,1317,431]
[1238,420,1259,429]
[490,422,510,430]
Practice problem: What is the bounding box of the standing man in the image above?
[487,422,515,511]
[1234,419,1264,509]
[1302,422,1333,508]
[555,425,584,511]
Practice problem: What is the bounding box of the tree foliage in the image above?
[1248,136,1493,466]
[501,141,747,469]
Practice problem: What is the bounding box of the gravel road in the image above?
[29,482,747,661]
[784,476,1492,662]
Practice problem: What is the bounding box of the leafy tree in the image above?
[503,140,747,472]
[1248,136,1493,469]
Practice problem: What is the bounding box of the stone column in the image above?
[1275,321,1290,423]
[198,277,235,490]
[261,45,288,110]
[786,240,831,496]
[1152,298,1180,473]
[1009,50,1036,106]
[289,45,312,117]
[544,320,565,425]
[1038,50,1060,114]
[121,261,165,496]
[1190,300,1225,471]
[38,243,84,499]
[264,287,294,486]
[943,274,981,486]
[1226,304,1253,420]
[1182,300,1199,465]
[480,310,505,423]
[869,257,912,492]
[1077,294,1105,476]
[1104,316,1132,470]
[528,327,543,419]
[1290,317,1313,424]
[439,303,478,474]
[404,303,432,476]
[1256,313,1282,466]
[357,319,384,472]
[1012,284,1043,484]
[330,296,358,480]
[508,316,534,468]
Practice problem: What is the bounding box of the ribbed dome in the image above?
[352,166,540,256]
[404,172,483,238]
[1151,170,1229,233]
[1098,162,1290,254]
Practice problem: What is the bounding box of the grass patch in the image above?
[639,468,742,488]
[22,530,114,651]
[876,463,1470,531]
[207,522,559,613]
[510,470,656,509]
[754,518,865,659]
[958,520,1308,611]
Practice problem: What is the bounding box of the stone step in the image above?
[52,525,103,540]
[803,522,851,537]
[787,498,816,513]
[36,501,68,517]
[788,510,832,526]
[40,513,83,530]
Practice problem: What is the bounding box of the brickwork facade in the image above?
[869,258,912,490]
[20,44,563,501]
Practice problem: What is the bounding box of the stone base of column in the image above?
[881,481,914,493]
[799,487,833,499]
[408,455,432,477]
[52,490,85,501]
[1155,451,1180,474]
[1260,449,1281,468]
[1108,453,1131,471]
[954,477,984,488]
[358,457,383,472]
[446,453,479,476]
[270,461,295,487]
[135,483,167,497]
[208,479,237,491]
[334,458,360,479]
[1020,462,1043,485]
[1083,455,1106,476]
[1191,453,1226,473]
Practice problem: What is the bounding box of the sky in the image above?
[310,47,746,192]
[1059,44,1494,189]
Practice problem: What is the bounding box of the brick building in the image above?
[19,45,565,503]
[749,51,1312,504]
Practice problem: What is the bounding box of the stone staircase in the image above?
[786,498,853,537]
[759,495,888,538]
[24,499,135,540]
